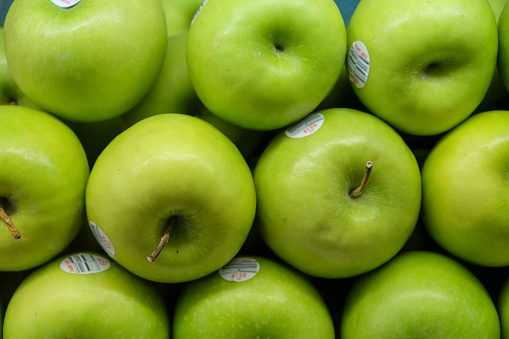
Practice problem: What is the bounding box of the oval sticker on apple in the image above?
[348,41,370,88]
[50,0,80,8]
[219,257,260,282]
[285,113,324,139]
[191,0,209,26]
[89,221,116,258]
[60,253,111,274]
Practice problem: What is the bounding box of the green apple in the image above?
[86,113,257,283]
[173,255,335,338]
[187,0,347,130]
[341,251,500,338]
[253,108,421,278]
[160,0,204,36]
[347,0,498,135]
[0,105,89,271]
[3,0,167,122]
[421,110,509,266]
[3,252,170,338]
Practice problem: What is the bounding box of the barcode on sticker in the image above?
[89,221,115,258]
[285,113,324,139]
[190,0,209,26]
[50,0,80,8]
[348,41,370,88]
[219,257,260,282]
[60,253,110,274]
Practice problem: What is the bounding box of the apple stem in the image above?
[350,161,374,198]
[147,217,175,263]
[0,201,21,239]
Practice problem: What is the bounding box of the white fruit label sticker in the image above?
[285,113,324,138]
[190,0,209,26]
[348,41,370,88]
[89,221,115,258]
[60,253,110,274]
[50,0,80,8]
[219,257,260,282]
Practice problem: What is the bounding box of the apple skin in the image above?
[253,108,421,278]
[0,105,89,271]
[120,32,203,130]
[497,273,509,338]
[421,110,509,266]
[3,0,167,122]
[160,0,204,36]
[347,0,498,136]
[85,113,257,283]
[341,251,500,338]
[0,27,37,108]
[497,0,509,94]
[475,0,509,113]
[2,252,170,338]
[490,0,508,21]
[172,255,335,338]
[193,107,268,164]
[119,32,266,162]
[187,0,347,130]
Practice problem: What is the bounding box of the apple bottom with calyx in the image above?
[347,0,498,136]
[172,255,335,338]
[186,0,347,130]
[341,251,500,338]
[2,252,170,338]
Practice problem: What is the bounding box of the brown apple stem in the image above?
[147,217,175,263]
[350,161,374,198]
[0,202,21,239]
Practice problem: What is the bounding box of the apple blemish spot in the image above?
[89,221,116,258]
[348,41,370,88]
[50,0,80,8]
[60,253,111,274]
[219,257,260,282]
[285,113,325,139]
[190,0,209,26]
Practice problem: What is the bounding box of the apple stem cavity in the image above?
[0,200,21,239]
[350,161,374,198]
[147,217,175,263]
